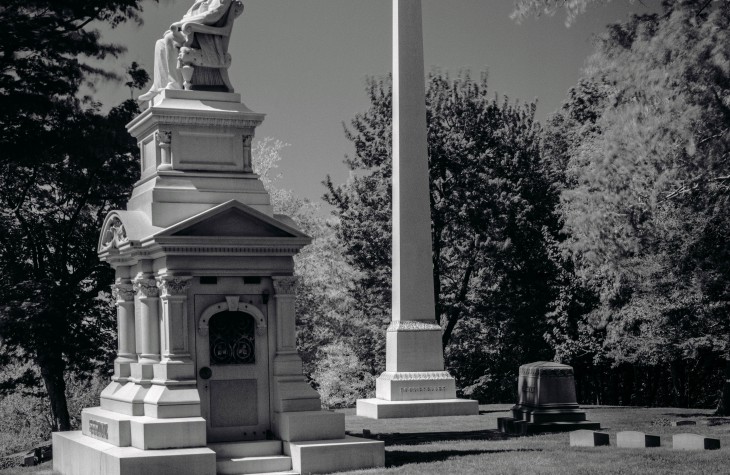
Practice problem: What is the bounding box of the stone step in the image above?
[245,472,298,475]
[217,455,293,475]
[209,440,283,458]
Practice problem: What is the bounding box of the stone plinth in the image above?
[125,90,271,228]
[52,432,215,475]
[672,433,721,451]
[285,436,385,475]
[498,362,600,435]
[616,431,661,448]
[569,430,610,447]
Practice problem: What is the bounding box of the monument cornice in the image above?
[377,371,454,381]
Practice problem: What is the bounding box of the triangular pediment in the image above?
[155,201,308,239]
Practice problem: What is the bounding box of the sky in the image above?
[97,0,659,206]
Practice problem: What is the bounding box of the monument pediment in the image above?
[155,200,308,239]
[98,210,161,254]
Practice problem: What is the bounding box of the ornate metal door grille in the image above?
[209,311,256,365]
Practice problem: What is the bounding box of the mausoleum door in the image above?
[196,308,270,442]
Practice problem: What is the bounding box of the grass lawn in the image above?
[2,405,727,474]
[337,404,729,475]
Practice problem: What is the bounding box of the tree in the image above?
[0,1,152,431]
[251,137,373,405]
[544,0,730,409]
[512,0,633,26]
[325,71,564,401]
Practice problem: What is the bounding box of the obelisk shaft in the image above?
[392,0,435,323]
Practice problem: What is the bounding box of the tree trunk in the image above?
[38,352,71,431]
[716,358,730,416]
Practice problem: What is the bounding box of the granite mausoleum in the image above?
[52,1,384,473]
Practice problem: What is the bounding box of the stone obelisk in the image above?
[356,0,478,419]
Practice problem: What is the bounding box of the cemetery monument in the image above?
[356,0,479,419]
[52,1,384,473]
[498,361,600,435]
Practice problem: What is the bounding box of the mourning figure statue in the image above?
[139,0,244,101]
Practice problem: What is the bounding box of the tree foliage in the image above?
[0,0,151,431]
[545,0,730,409]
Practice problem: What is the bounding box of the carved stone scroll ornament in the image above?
[100,217,129,251]
[133,276,160,298]
[112,280,135,303]
[157,277,192,298]
[272,276,297,296]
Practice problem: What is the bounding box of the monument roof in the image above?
[98,200,311,264]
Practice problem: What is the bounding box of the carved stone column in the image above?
[270,276,321,417]
[156,276,194,379]
[243,135,254,173]
[156,130,172,171]
[272,276,298,356]
[142,275,200,419]
[132,273,161,383]
[112,278,137,382]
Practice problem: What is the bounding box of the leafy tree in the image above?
[512,0,637,26]
[544,0,730,410]
[325,72,564,401]
[251,138,375,399]
[0,1,152,431]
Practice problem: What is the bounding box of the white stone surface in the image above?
[129,416,206,450]
[356,398,479,419]
[82,408,132,447]
[616,431,661,448]
[52,431,215,475]
[391,0,435,323]
[569,430,610,447]
[285,436,385,475]
[100,382,147,417]
[376,371,456,401]
[385,324,444,372]
[273,410,345,442]
[672,433,721,450]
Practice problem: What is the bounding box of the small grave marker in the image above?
[570,430,610,447]
[616,431,661,448]
[673,433,721,451]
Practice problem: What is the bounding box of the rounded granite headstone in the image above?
[518,361,577,407]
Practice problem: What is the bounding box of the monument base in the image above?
[356,398,479,419]
[498,416,601,435]
[52,432,215,475]
[285,436,385,474]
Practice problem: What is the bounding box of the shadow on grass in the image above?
[480,409,509,415]
[359,429,509,446]
[386,448,542,468]
[661,412,715,418]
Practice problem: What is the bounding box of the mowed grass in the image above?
[336,405,730,475]
[2,405,727,474]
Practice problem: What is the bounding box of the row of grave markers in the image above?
[570,430,721,451]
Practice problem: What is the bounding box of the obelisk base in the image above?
[357,398,478,419]
[356,322,479,419]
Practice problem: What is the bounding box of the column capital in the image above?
[112,278,135,303]
[272,276,298,296]
[133,273,159,298]
[156,276,192,298]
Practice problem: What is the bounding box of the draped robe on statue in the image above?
[139,0,232,101]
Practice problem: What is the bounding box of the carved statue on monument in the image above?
[138,0,244,101]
